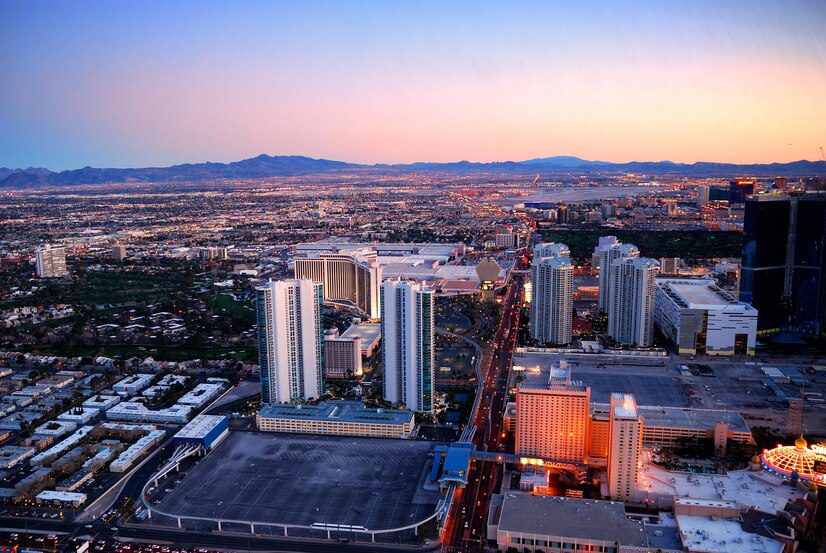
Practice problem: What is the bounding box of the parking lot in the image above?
[155,431,442,531]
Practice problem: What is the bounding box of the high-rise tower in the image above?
[256,279,325,404]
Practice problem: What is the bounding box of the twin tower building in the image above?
[530,241,659,347]
[256,275,434,413]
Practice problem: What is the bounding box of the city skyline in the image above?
[3,1,826,170]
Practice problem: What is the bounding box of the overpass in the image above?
[430,442,587,489]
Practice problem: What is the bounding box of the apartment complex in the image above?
[256,279,324,404]
[380,280,435,413]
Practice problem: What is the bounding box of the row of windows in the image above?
[509,536,617,552]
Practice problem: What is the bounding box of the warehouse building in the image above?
[173,414,229,451]
[654,278,757,356]
[257,400,415,439]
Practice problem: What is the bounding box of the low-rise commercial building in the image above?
[173,415,229,451]
[487,493,665,553]
[340,322,381,357]
[654,278,757,356]
[257,400,415,439]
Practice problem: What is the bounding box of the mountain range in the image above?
[1,154,825,187]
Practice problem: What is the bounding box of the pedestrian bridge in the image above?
[430,442,587,488]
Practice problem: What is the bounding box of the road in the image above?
[442,254,527,551]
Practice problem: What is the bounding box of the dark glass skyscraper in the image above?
[729,179,756,204]
[740,192,826,336]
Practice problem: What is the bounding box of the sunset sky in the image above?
[2,0,825,170]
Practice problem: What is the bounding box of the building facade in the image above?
[740,192,826,336]
[654,278,757,355]
[324,334,362,379]
[529,253,573,346]
[257,400,415,439]
[380,280,434,413]
[607,393,643,501]
[515,361,590,463]
[294,252,382,319]
[607,257,659,347]
[256,279,325,404]
[35,245,68,278]
[597,242,639,311]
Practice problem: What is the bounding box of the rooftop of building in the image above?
[516,358,588,393]
[340,323,381,345]
[258,400,414,426]
[676,513,783,553]
[640,462,804,514]
[492,493,648,546]
[611,392,639,419]
[591,403,750,434]
[656,278,753,311]
[175,414,228,440]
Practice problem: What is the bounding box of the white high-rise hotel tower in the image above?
[607,257,660,347]
[598,242,639,311]
[530,243,573,346]
[380,280,435,413]
[256,279,325,404]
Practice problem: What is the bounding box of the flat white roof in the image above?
[676,514,783,553]
[640,462,804,514]
[341,323,381,345]
[175,414,227,439]
[36,490,87,502]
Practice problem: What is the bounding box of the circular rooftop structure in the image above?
[760,436,826,481]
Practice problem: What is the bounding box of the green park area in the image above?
[540,229,743,261]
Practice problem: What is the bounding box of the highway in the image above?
[442,254,527,551]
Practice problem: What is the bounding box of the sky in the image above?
[1,1,826,171]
